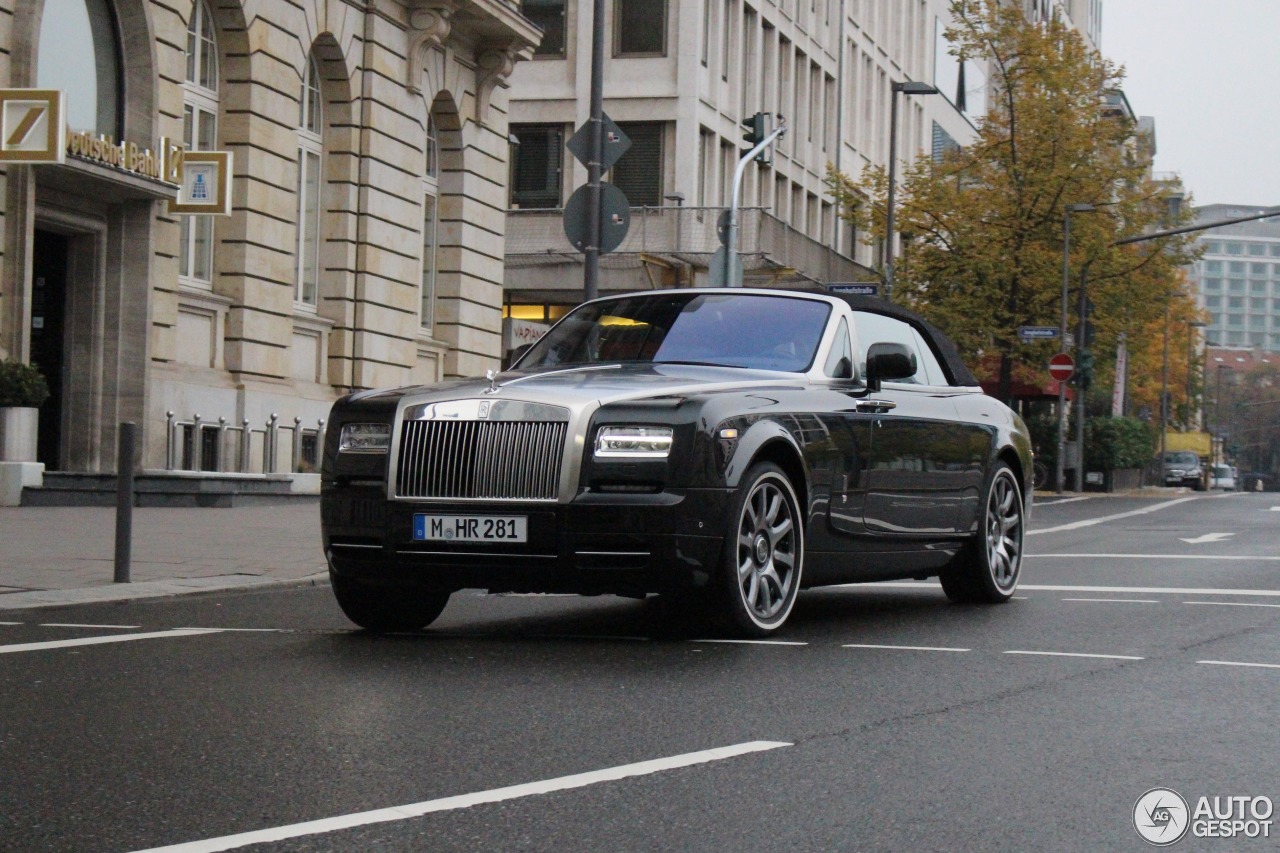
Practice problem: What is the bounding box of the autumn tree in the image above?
[828,0,1199,404]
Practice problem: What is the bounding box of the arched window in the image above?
[180,0,218,287]
[421,113,439,333]
[296,56,323,307]
[36,0,121,136]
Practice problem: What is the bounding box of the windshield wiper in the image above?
[652,360,738,368]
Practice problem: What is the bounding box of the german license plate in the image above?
[413,514,528,543]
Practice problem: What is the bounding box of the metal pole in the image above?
[114,422,136,584]
[884,87,900,302]
[1073,267,1089,492]
[726,122,787,286]
[583,0,606,302]
[1159,300,1170,477]
[1055,209,1072,494]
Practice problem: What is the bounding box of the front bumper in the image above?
[321,486,731,596]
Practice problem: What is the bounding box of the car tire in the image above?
[330,572,450,632]
[717,461,804,637]
[940,462,1024,604]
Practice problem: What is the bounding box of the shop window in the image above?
[180,0,219,289]
[523,0,566,57]
[36,0,120,136]
[615,0,666,56]
[296,56,323,308]
[510,124,563,209]
[611,122,663,207]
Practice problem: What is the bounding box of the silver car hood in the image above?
[385,364,806,504]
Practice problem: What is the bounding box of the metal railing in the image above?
[165,411,326,475]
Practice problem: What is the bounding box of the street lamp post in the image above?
[1186,321,1207,429]
[1214,364,1232,469]
[884,81,938,302]
[1055,202,1095,494]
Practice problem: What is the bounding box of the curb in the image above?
[0,571,331,612]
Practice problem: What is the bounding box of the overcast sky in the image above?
[1101,1,1280,208]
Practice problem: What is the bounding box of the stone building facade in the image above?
[0,0,537,477]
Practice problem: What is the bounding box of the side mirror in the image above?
[865,342,916,392]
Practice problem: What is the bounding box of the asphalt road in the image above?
[3,491,1279,852]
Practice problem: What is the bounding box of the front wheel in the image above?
[940,462,1024,604]
[717,462,805,636]
[331,572,450,632]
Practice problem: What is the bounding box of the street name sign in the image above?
[1019,326,1059,341]
[827,283,879,296]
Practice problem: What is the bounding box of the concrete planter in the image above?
[0,406,38,462]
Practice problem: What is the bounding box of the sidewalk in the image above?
[0,502,328,610]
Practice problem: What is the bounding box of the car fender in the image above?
[722,419,809,493]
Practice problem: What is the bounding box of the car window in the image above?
[823,317,854,379]
[518,293,832,373]
[850,312,947,386]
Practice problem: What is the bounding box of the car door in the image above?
[814,316,874,538]
[853,315,988,537]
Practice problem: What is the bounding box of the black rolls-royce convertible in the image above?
[321,288,1032,636]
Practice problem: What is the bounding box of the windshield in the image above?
[1164,452,1199,465]
[516,293,832,373]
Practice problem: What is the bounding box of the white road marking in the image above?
[1062,598,1158,604]
[1179,532,1235,544]
[1036,496,1093,506]
[0,628,222,655]
[1028,554,1280,561]
[40,623,142,629]
[128,741,793,853]
[1005,650,1144,661]
[1185,601,1280,609]
[691,639,808,646]
[1025,496,1197,536]
[0,621,22,625]
[1198,660,1280,671]
[844,643,969,652]
[857,582,1280,597]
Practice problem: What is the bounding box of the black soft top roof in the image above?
[816,291,980,387]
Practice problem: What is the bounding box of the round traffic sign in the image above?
[1049,352,1074,381]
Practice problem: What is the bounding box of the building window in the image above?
[36,0,121,135]
[421,114,440,334]
[1249,243,1266,256]
[611,122,663,207]
[510,124,564,209]
[296,56,323,308]
[180,0,218,288]
[615,0,666,56]
[523,0,566,57]
[1226,242,1244,254]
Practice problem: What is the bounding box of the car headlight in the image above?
[339,423,392,453]
[594,426,673,458]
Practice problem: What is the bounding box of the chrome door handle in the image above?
[855,399,897,413]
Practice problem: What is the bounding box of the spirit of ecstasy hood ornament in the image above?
[483,369,499,394]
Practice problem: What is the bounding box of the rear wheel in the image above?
[330,572,450,632]
[717,462,805,636]
[940,462,1023,604]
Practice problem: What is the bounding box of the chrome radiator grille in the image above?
[396,420,567,500]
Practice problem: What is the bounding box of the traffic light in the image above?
[742,112,770,163]
[1074,349,1095,389]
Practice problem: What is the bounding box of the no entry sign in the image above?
[1049,352,1074,382]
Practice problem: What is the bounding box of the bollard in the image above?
[114,422,136,583]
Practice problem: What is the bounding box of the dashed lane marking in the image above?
[1198,660,1280,671]
[0,628,223,654]
[1185,601,1280,609]
[127,740,793,853]
[1062,598,1159,604]
[1028,554,1280,561]
[691,639,808,646]
[843,643,969,652]
[1005,650,1144,661]
[40,623,142,629]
